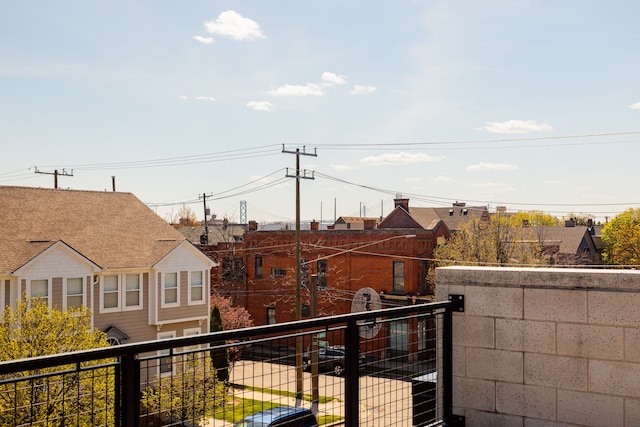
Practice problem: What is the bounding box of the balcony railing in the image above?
[0,298,465,427]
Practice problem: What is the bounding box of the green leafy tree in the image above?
[141,353,226,425]
[209,305,230,383]
[434,217,546,266]
[0,298,113,426]
[601,208,640,265]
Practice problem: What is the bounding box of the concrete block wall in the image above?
[436,266,640,427]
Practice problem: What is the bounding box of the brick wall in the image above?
[436,266,640,427]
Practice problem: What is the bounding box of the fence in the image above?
[0,298,465,427]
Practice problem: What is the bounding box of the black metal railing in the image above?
[0,298,465,427]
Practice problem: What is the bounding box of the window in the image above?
[317,259,328,289]
[157,331,176,377]
[266,307,276,324]
[393,260,405,292]
[255,256,263,279]
[125,274,141,308]
[66,277,84,309]
[163,272,178,306]
[271,268,287,277]
[103,275,120,310]
[30,279,49,305]
[183,327,201,353]
[189,271,204,304]
[102,274,143,312]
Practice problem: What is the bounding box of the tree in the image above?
[601,208,640,265]
[509,211,560,227]
[434,216,547,267]
[564,213,596,226]
[166,204,199,226]
[210,293,253,363]
[141,353,226,425]
[209,305,230,383]
[0,298,113,426]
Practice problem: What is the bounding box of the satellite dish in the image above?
[351,287,382,339]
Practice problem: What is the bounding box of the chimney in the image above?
[310,220,319,231]
[394,197,409,212]
[248,220,258,231]
[565,218,575,227]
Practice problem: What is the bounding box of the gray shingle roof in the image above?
[0,186,185,273]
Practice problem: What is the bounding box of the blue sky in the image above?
[1,1,639,225]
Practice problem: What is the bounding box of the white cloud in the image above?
[321,72,347,86]
[268,83,324,97]
[204,10,265,41]
[247,101,274,112]
[179,96,189,100]
[193,35,214,44]
[475,120,552,134]
[351,85,377,95]
[330,164,356,171]
[405,177,423,182]
[433,175,454,182]
[466,162,519,172]
[630,102,640,110]
[195,96,216,102]
[360,152,444,166]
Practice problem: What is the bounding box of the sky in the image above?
[1,1,639,226]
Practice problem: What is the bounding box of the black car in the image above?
[302,345,365,376]
[234,405,318,427]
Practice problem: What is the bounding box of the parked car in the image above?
[234,405,318,427]
[302,345,366,376]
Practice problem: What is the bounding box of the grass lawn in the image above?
[209,385,344,425]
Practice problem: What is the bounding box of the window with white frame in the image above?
[30,279,49,305]
[157,331,176,377]
[163,272,179,306]
[65,277,84,309]
[124,274,141,308]
[183,327,201,352]
[189,271,204,304]
[103,275,120,310]
[102,273,143,312]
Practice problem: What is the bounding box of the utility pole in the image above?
[199,193,211,245]
[283,145,316,404]
[34,167,73,189]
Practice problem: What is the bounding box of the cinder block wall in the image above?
[436,266,640,427]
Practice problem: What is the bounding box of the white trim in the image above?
[183,327,202,351]
[100,274,121,313]
[157,331,176,377]
[187,270,205,306]
[99,273,145,313]
[28,278,51,308]
[151,315,208,327]
[123,273,143,311]
[63,276,86,310]
[13,241,101,276]
[161,272,180,308]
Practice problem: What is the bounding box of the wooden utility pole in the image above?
[283,145,316,404]
[34,167,73,189]
[199,193,212,244]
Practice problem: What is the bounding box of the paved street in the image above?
[204,360,420,426]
